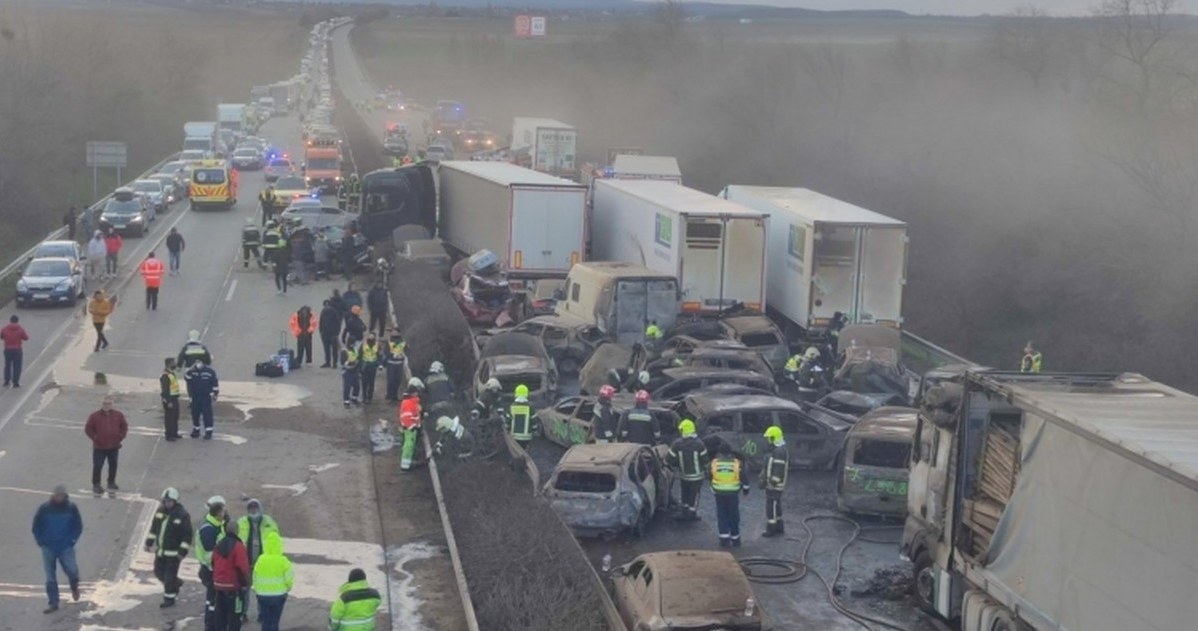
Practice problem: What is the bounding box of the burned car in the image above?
[580,343,776,400]
[717,312,789,374]
[815,390,905,420]
[677,393,853,471]
[480,313,606,376]
[543,442,674,538]
[450,250,525,327]
[645,340,774,380]
[834,323,914,403]
[649,367,777,404]
[538,393,681,449]
[837,406,916,518]
[610,551,770,631]
[473,332,558,408]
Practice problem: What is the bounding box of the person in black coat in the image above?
[366,281,389,339]
[318,300,342,368]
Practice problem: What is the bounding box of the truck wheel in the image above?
[912,549,936,614]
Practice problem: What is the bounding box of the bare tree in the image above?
[991,5,1059,90]
[1095,0,1176,110]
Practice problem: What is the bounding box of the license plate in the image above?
[33,293,50,300]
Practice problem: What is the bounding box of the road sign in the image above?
[86,141,127,168]
[530,16,547,38]
[514,15,531,38]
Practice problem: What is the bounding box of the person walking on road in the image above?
[366,281,389,339]
[272,242,290,296]
[383,330,407,403]
[252,531,293,631]
[160,358,182,441]
[668,419,709,521]
[103,231,123,279]
[319,300,342,368]
[359,334,381,405]
[710,441,749,548]
[237,499,279,624]
[84,394,128,496]
[195,496,227,628]
[185,359,219,439]
[139,251,165,310]
[86,231,106,280]
[2,314,28,388]
[63,207,78,242]
[32,484,82,614]
[144,487,191,608]
[212,519,251,631]
[165,228,185,276]
[178,330,213,369]
[241,219,265,269]
[328,568,381,631]
[760,425,790,537]
[289,306,316,369]
[87,291,115,352]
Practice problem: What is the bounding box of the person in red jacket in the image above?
[1,314,28,388]
[84,394,128,496]
[139,252,165,311]
[103,231,123,279]
[212,520,250,631]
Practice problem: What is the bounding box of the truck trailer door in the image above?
[510,187,583,273]
[681,219,726,313]
[858,226,906,326]
[810,224,861,324]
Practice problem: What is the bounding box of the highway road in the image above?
[0,101,460,630]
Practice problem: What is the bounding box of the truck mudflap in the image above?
[359,165,436,243]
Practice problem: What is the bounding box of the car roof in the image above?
[686,393,801,415]
[27,256,72,267]
[37,241,77,249]
[850,406,918,439]
[720,313,780,334]
[486,355,547,373]
[560,442,641,466]
[660,367,770,381]
[638,550,743,580]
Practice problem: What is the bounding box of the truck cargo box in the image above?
[510,118,578,178]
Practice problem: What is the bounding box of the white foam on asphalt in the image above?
[386,541,441,631]
[283,537,388,602]
[370,418,396,452]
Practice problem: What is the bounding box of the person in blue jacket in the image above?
[31,484,83,614]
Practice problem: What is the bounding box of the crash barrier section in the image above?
[0,153,181,288]
[900,329,977,374]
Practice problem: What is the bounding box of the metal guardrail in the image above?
[901,329,978,375]
[0,153,181,284]
[422,432,483,631]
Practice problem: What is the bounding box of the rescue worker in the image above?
[236,499,279,623]
[212,518,250,631]
[251,531,292,631]
[194,496,227,627]
[644,319,662,350]
[241,218,265,269]
[383,330,407,403]
[471,378,502,420]
[668,419,708,521]
[261,221,282,266]
[289,305,316,369]
[828,311,848,354]
[625,370,650,394]
[593,385,619,443]
[398,379,423,471]
[319,300,342,368]
[359,334,381,405]
[336,180,348,210]
[1020,341,1042,373]
[178,330,213,369]
[258,185,277,226]
[144,487,192,608]
[366,281,389,339]
[341,342,361,408]
[185,359,219,440]
[424,361,453,416]
[760,425,790,537]
[160,357,182,441]
[433,415,474,460]
[272,238,290,295]
[139,251,165,310]
[342,305,366,350]
[710,441,749,548]
[508,384,535,450]
[618,390,661,445]
[328,568,381,631]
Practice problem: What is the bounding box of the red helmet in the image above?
[598,385,616,400]
[635,390,650,404]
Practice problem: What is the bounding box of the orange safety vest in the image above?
[139,258,165,288]
[399,396,422,430]
[289,311,316,336]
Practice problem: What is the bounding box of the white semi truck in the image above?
[903,370,1198,631]
[720,185,907,337]
[592,180,768,315]
[510,117,578,178]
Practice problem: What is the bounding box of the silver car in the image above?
[132,179,166,214]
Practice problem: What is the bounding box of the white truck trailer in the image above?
[903,371,1198,631]
[437,161,587,278]
[610,155,682,183]
[510,117,578,178]
[720,186,906,336]
[217,104,247,133]
[592,180,768,315]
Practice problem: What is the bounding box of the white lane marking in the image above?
[225,279,238,302]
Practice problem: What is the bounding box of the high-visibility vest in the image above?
[360,342,379,363]
[140,258,164,288]
[328,579,381,630]
[263,230,282,249]
[509,403,533,441]
[645,324,662,340]
[165,372,180,396]
[386,341,406,365]
[343,347,359,368]
[194,514,225,569]
[710,458,743,493]
[764,444,789,491]
[399,396,421,430]
[290,312,316,336]
[1021,351,1042,373]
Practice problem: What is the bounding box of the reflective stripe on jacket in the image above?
[252,531,293,597]
[145,503,193,558]
[764,444,789,491]
[329,579,381,630]
[140,258,165,288]
[710,457,744,493]
[669,435,709,481]
[509,403,533,441]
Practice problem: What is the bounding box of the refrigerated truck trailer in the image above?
[903,371,1198,631]
[720,185,906,336]
[438,161,587,277]
[510,117,578,178]
[592,180,768,315]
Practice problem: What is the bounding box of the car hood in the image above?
[21,274,71,287]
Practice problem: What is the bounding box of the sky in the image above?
[673,0,1193,17]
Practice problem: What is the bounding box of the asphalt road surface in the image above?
[0,103,460,630]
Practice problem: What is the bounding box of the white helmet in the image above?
[429,361,444,374]
[408,377,424,390]
[638,371,650,385]
[435,415,455,432]
[484,378,501,392]
[206,495,227,508]
[162,487,180,501]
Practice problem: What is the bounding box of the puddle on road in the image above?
[387,541,441,631]
[51,317,313,420]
